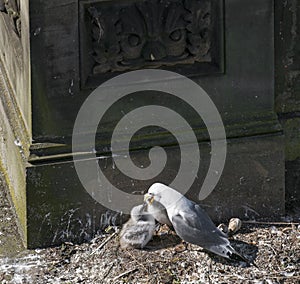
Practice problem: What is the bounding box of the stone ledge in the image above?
[26,133,284,248]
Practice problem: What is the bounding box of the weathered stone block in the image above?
[0,0,30,243]
[275,0,300,208]
[286,158,300,209]
[0,0,288,249]
[26,135,284,248]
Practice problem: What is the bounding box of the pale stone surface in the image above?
[0,76,27,244]
[0,0,31,133]
[0,0,31,243]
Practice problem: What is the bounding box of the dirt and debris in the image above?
[0,181,299,283]
[0,222,299,284]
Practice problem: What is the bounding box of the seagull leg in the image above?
[174,240,187,253]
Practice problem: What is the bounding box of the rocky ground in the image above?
[0,179,299,283]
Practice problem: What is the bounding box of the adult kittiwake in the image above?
[119,204,155,249]
[144,183,251,263]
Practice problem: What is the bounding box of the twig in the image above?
[90,232,117,255]
[123,250,148,273]
[232,273,246,280]
[100,261,116,281]
[148,258,180,264]
[113,268,138,281]
[243,221,299,226]
[262,243,278,255]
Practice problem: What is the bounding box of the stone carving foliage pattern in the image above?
[85,0,212,74]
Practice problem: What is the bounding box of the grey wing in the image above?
[172,202,250,261]
[171,202,229,249]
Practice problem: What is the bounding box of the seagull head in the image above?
[145,182,185,210]
[144,192,156,205]
[144,190,163,206]
[130,204,143,215]
[145,183,165,200]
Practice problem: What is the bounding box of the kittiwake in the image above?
[144,183,251,263]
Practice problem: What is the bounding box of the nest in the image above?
[1,221,299,283]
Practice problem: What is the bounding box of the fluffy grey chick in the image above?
[144,194,172,227]
[119,204,155,249]
[145,183,250,263]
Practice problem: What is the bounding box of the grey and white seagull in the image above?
[144,183,251,263]
[119,204,155,249]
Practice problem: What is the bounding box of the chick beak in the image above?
[141,202,147,211]
[144,193,155,205]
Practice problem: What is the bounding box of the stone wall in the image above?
[275,0,300,206]
[0,0,30,244]
[1,0,298,248]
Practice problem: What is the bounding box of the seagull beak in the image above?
[144,193,155,205]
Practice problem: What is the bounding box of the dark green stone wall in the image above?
[275,0,300,206]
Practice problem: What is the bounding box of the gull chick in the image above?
[145,183,250,263]
[144,194,172,227]
[119,204,155,249]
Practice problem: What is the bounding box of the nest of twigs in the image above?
[1,220,299,284]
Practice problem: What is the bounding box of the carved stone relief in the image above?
[80,0,223,86]
[0,0,21,37]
